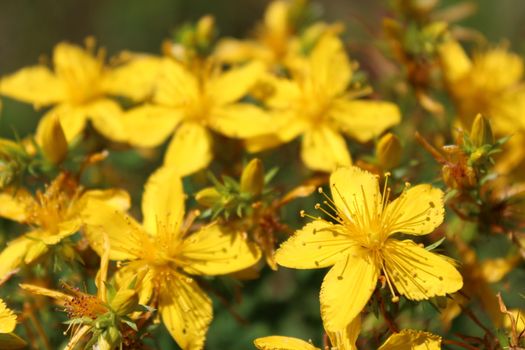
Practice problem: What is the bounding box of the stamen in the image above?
[314,203,343,224]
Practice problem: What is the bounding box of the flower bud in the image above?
[195,187,221,207]
[196,15,215,45]
[110,289,139,316]
[38,114,68,165]
[376,133,402,170]
[470,114,494,148]
[97,326,121,350]
[240,159,264,197]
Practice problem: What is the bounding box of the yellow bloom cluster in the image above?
[0,0,523,349]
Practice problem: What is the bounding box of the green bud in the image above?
[110,289,139,316]
[376,133,402,170]
[470,114,494,148]
[195,187,221,207]
[240,159,264,197]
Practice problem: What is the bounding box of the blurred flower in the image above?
[439,39,525,173]
[82,167,261,349]
[275,166,462,330]
[248,35,400,172]
[0,298,26,349]
[0,173,130,279]
[123,58,271,176]
[0,40,159,144]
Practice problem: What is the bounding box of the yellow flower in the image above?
[0,173,129,279]
[253,327,441,350]
[439,39,525,172]
[82,167,261,349]
[248,35,400,172]
[0,41,159,143]
[275,166,463,330]
[0,298,26,349]
[123,59,271,176]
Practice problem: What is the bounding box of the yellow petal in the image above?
[124,104,182,147]
[85,98,126,142]
[438,40,472,84]
[378,329,441,350]
[102,55,161,101]
[19,284,72,303]
[180,223,261,275]
[78,188,131,213]
[0,66,66,106]
[326,316,361,350]
[320,250,379,331]
[159,274,212,350]
[254,336,319,350]
[384,185,444,236]
[154,59,199,107]
[37,105,87,143]
[0,299,17,333]
[264,1,290,36]
[53,42,101,90]
[301,127,351,172]
[308,35,352,97]
[210,104,272,138]
[207,61,263,105]
[329,166,380,224]
[114,263,154,306]
[383,239,463,301]
[142,166,185,236]
[164,122,212,177]
[275,220,351,269]
[0,189,34,223]
[0,236,35,279]
[81,200,144,260]
[332,100,401,143]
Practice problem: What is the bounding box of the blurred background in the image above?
[1,0,524,349]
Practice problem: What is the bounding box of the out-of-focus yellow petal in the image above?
[142,166,185,236]
[383,239,463,301]
[378,329,442,350]
[85,98,126,142]
[308,35,352,97]
[264,1,290,37]
[19,284,72,304]
[164,122,212,177]
[53,42,101,91]
[159,274,212,350]
[180,223,261,275]
[438,40,472,84]
[154,59,199,107]
[81,200,144,261]
[0,236,35,279]
[504,309,525,334]
[254,336,319,350]
[480,256,519,283]
[384,185,444,236]
[37,105,87,143]
[275,220,351,269]
[0,299,17,333]
[0,66,66,106]
[0,189,34,223]
[332,100,401,143]
[326,316,361,350]
[329,166,380,222]
[124,104,182,147]
[78,188,131,213]
[320,250,378,331]
[301,127,351,172]
[210,104,272,138]
[102,55,161,101]
[207,62,263,105]
[470,47,523,92]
